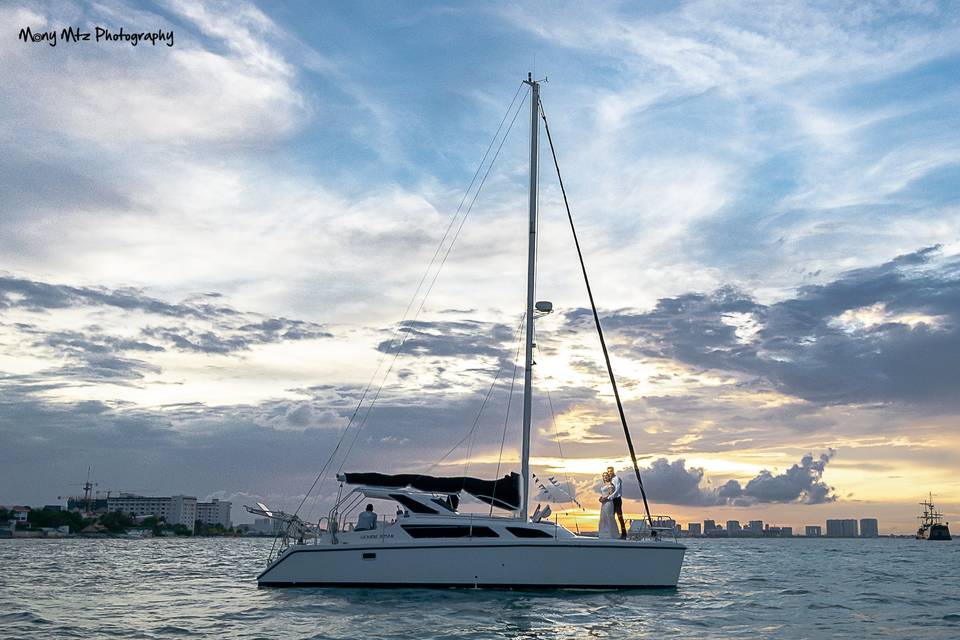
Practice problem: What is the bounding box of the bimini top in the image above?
[340,472,521,511]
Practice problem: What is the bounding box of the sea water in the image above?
[1,537,957,639]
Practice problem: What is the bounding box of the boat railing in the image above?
[627,515,680,542]
[314,516,331,544]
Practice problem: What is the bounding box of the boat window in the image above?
[401,525,499,539]
[506,526,553,539]
[430,497,457,512]
[389,494,439,515]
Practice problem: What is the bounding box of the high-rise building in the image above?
[805,525,822,537]
[726,520,742,534]
[746,520,764,534]
[196,499,232,528]
[703,519,717,532]
[688,522,702,536]
[841,519,858,537]
[859,518,879,537]
[780,527,793,537]
[826,519,859,537]
[826,519,842,537]
[107,495,197,529]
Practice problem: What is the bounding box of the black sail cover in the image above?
[342,472,521,511]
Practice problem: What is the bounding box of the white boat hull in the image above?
[258,539,685,589]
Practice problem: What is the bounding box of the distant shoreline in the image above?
[1,534,926,541]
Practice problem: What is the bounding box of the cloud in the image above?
[141,319,331,355]
[720,450,838,505]
[613,450,837,506]
[377,319,516,360]
[572,246,960,408]
[621,458,724,507]
[0,276,237,318]
[0,1,308,145]
[2,2,958,526]
[0,275,333,393]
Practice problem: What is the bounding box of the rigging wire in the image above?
[460,315,527,480]
[333,85,530,477]
[543,381,583,511]
[539,98,655,527]
[292,84,530,521]
[420,314,526,476]
[380,81,525,355]
[489,317,526,516]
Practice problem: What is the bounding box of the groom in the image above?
[601,466,626,539]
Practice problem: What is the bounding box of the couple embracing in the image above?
[598,466,626,540]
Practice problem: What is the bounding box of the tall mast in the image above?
[520,73,540,521]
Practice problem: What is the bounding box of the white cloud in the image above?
[0,1,307,146]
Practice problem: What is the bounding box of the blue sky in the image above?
[1,1,959,530]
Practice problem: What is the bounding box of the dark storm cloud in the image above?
[376,319,516,360]
[613,451,837,506]
[571,246,960,407]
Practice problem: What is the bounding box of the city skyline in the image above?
[2,1,959,534]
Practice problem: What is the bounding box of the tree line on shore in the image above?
[0,506,239,536]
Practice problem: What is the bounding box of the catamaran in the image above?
[250,75,686,588]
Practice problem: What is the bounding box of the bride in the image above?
[598,471,618,539]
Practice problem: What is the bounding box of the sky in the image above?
[1,0,959,533]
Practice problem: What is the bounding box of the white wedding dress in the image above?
[598,482,618,539]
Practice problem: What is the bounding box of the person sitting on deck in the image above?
[356,504,377,531]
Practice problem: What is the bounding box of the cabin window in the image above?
[401,525,499,539]
[506,526,553,539]
[362,552,376,560]
[430,497,457,512]
[390,494,439,514]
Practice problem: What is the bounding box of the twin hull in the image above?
[258,540,686,589]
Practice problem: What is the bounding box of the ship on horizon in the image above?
[916,494,951,541]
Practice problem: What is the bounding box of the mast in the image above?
[520,73,540,521]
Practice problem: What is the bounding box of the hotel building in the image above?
[106,495,197,528]
[859,518,879,537]
[196,499,232,528]
[826,518,859,537]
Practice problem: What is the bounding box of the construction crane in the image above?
[57,466,98,514]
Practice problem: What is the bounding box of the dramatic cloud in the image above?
[613,451,837,507]
[572,247,960,408]
[0,276,333,392]
[2,1,959,531]
[718,450,838,506]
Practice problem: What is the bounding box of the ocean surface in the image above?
[1,537,958,639]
